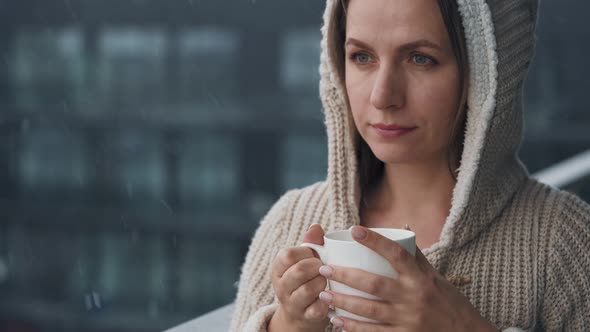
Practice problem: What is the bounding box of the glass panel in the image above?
[281,134,327,191]
[11,28,85,111]
[98,28,166,110]
[177,28,238,103]
[178,134,239,208]
[18,125,88,198]
[106,130,164,202]
[280,28,321,94]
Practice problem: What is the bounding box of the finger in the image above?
[303,224,325,245]
[273,247,317,279]
[290,274,327,309]
[319,291,391,323]
[402,225,434,274]
[279,257,323,296]
[350,226,420,277]
[303,297,331,322]
[330,315,390,332]
[319,265,400,299]
[414,246,436,274]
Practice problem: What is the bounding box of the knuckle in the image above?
[305,303,325,321]
[298,283,314,299]
[276,248,289,264]
[367,302,380,319]
[280,248,298,265]
[310,257,323,269]
[392,245,409,262]
[291,264,308,280]
[366,276,385,294]
[344,319,357,331]
[301,281,321,299]
[335,268,348,282]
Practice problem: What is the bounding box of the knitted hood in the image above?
[319,0,539,254]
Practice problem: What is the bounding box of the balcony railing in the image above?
[532,149,590,187]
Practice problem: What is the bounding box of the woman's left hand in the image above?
[317,226,496,332]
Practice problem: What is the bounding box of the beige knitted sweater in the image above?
[229,0,590,331]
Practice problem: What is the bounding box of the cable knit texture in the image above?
[229,0,590,331]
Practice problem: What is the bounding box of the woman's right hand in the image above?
[269,224,330,331]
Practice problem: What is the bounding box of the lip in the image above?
[371,123,417,138]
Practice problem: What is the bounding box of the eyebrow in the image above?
[345,37,443,52]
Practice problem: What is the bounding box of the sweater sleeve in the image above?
[539,192,590,331]
[228,189,300,332]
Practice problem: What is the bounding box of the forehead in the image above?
[345,0,449,47]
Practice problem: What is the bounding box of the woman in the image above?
[230,0,590,331]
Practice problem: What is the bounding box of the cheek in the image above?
[345,72,373,121]
[413,75,461,133]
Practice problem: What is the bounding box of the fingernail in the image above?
[404,224,412,230]
[319,265,333,277]
[319,291,333,304]
[308,223,320,231]
[330,316,344,328]
[351,226,367,240]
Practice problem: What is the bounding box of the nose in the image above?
[369,64,406,110]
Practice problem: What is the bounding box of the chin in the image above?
[369,142,450,166]
[369,144,418,164]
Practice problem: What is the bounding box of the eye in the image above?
[351,52,374,64]
[411,53,435,66]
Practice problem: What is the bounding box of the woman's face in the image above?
[345,0,461,165]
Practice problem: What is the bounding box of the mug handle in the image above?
[299,243,338,321]
[299,243,327,262]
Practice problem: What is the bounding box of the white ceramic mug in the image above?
[301,228,415,324]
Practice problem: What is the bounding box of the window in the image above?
[0,1,588,331]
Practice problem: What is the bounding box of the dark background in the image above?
[0,1,588,331]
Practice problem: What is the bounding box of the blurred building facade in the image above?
[0,1,588,331]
